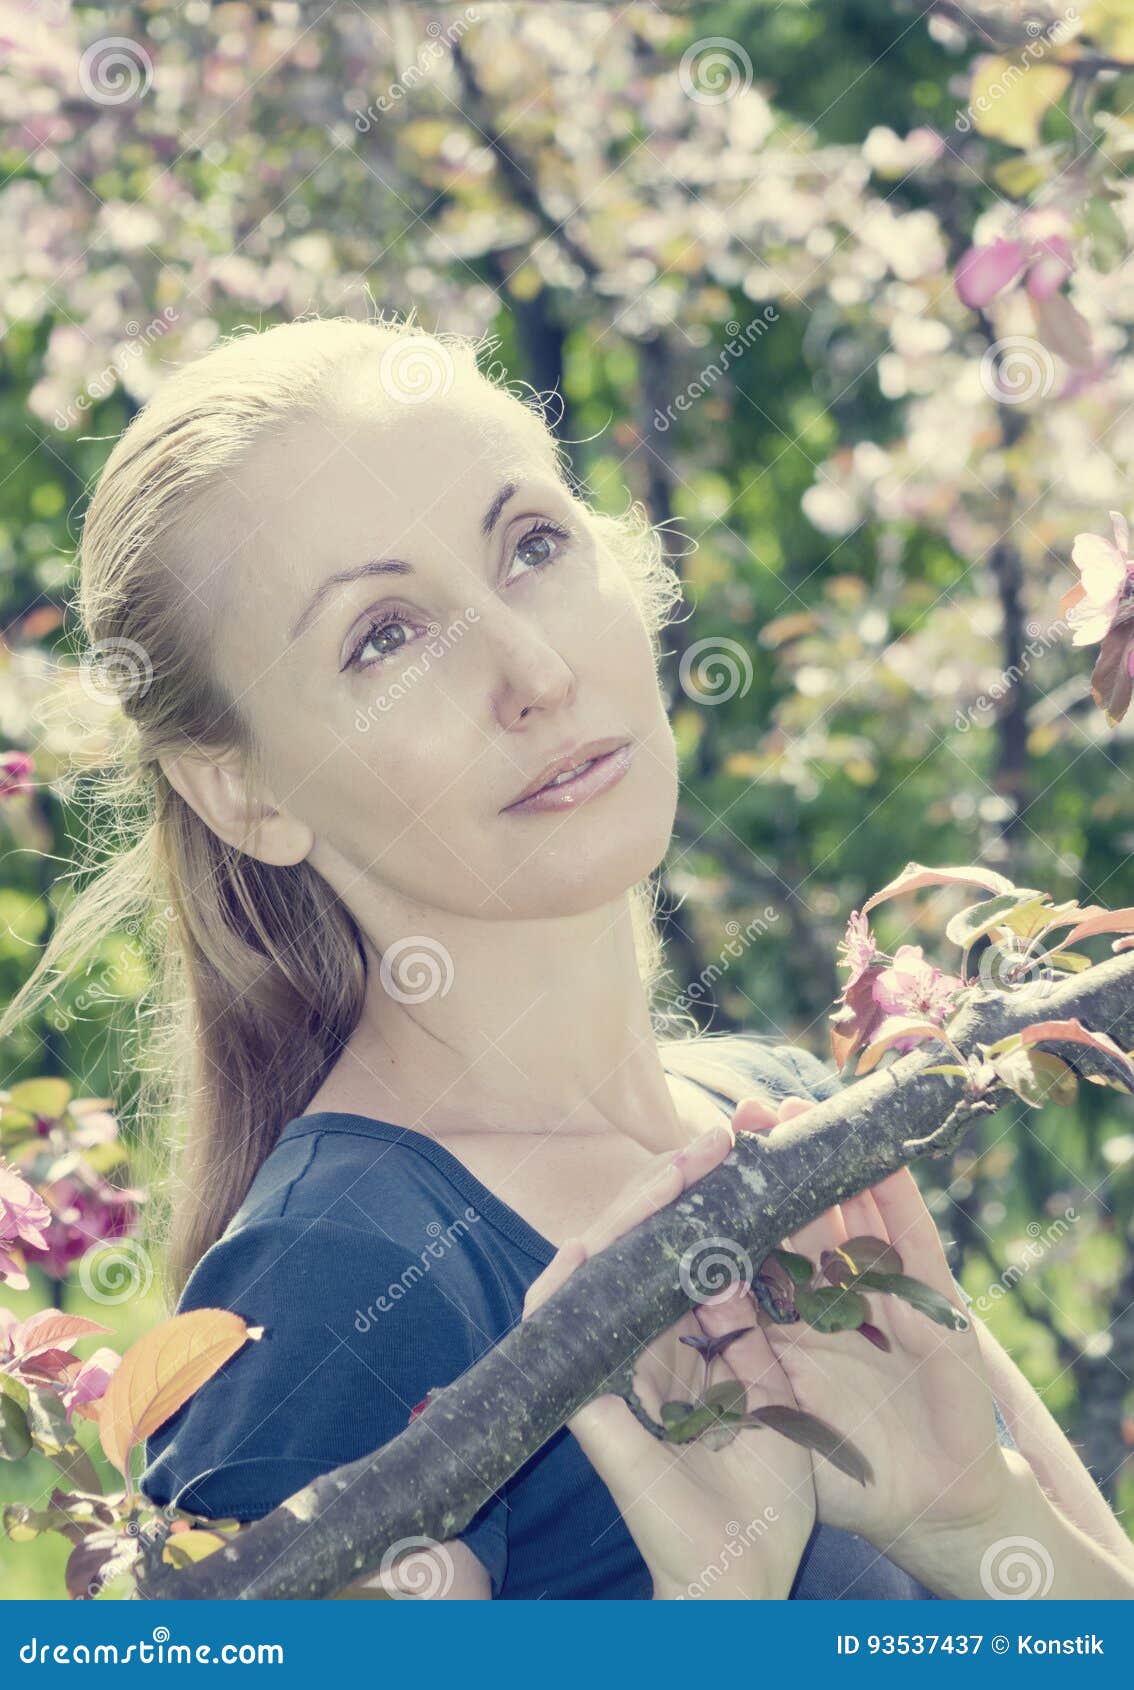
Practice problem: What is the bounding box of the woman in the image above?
[6,315,1132,1599]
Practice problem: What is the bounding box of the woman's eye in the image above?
[506,521,570,580]
[347,615,420,671]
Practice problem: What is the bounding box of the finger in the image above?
[567,1393,671,1504]
[868,1166,956,1297]
[732,1096,778,1134]
[577,1123,734,1258]
[837,1181,889,1249]
[784,1192,848,1262]
[522,1237,586,1319]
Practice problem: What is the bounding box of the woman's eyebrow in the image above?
[287,480,519,643]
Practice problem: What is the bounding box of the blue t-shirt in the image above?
[141,1040,1012,1599]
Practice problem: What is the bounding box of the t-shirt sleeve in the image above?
[773,1040,843,1101]
[139,1215,508,1596]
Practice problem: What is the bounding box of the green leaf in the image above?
[795,1285,869,1332]
[658,1403,727,1444]
[1044,951,1093,973]
[767,1247,813,1286]
[0,1392,32,1461]
[24,1385,73,1457]
[1085,196,1126,273]
[741,1404,873,1485]
[703,1379,748,1416]
[993,1047,1079,1108]
[837,1235,904,1276]
[855,1271,968,1331]
[5,1077,73,1122]
[659,1399,695,1426]
[945,890,1043,948]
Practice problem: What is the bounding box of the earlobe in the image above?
[158,749,314,867]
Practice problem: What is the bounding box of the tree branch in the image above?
[137,952,1134,1599]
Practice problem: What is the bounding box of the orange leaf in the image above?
[12,1311,110,1360]
[1062,907,1134,948]
[862,861,1013,916]
[98,1309,261,1488]
[857,1017,951,1074]
[1016,1018,1134,1087]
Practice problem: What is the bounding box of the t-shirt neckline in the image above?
[279,1110,560,1266]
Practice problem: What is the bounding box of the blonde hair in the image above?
[2,312,705,1297]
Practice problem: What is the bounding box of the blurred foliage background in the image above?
[1,0,1133,1596]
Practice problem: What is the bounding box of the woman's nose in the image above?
[484,609,577,730]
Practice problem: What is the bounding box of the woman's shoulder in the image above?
[659,1029,842,1109]
[223,1109,480,1241]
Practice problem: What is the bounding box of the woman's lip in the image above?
[501,742,633,815]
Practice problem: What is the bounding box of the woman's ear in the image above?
[158,746,314,867]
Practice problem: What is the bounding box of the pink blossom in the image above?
[1062,512,1134,647]
[58,1347,120,1422]
[873,945,962,1024]
[954,222,1074,310]
[0,751,34,801]
[0,1163,51,1288]
[23,1171,142,1280]
[837,910,878,988]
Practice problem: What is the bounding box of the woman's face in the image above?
[211,375,679,926]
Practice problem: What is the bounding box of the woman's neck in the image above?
[319,897,689,1155]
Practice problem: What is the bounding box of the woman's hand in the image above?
[735,1095,1017,1559]
[522,1122,815,1600]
